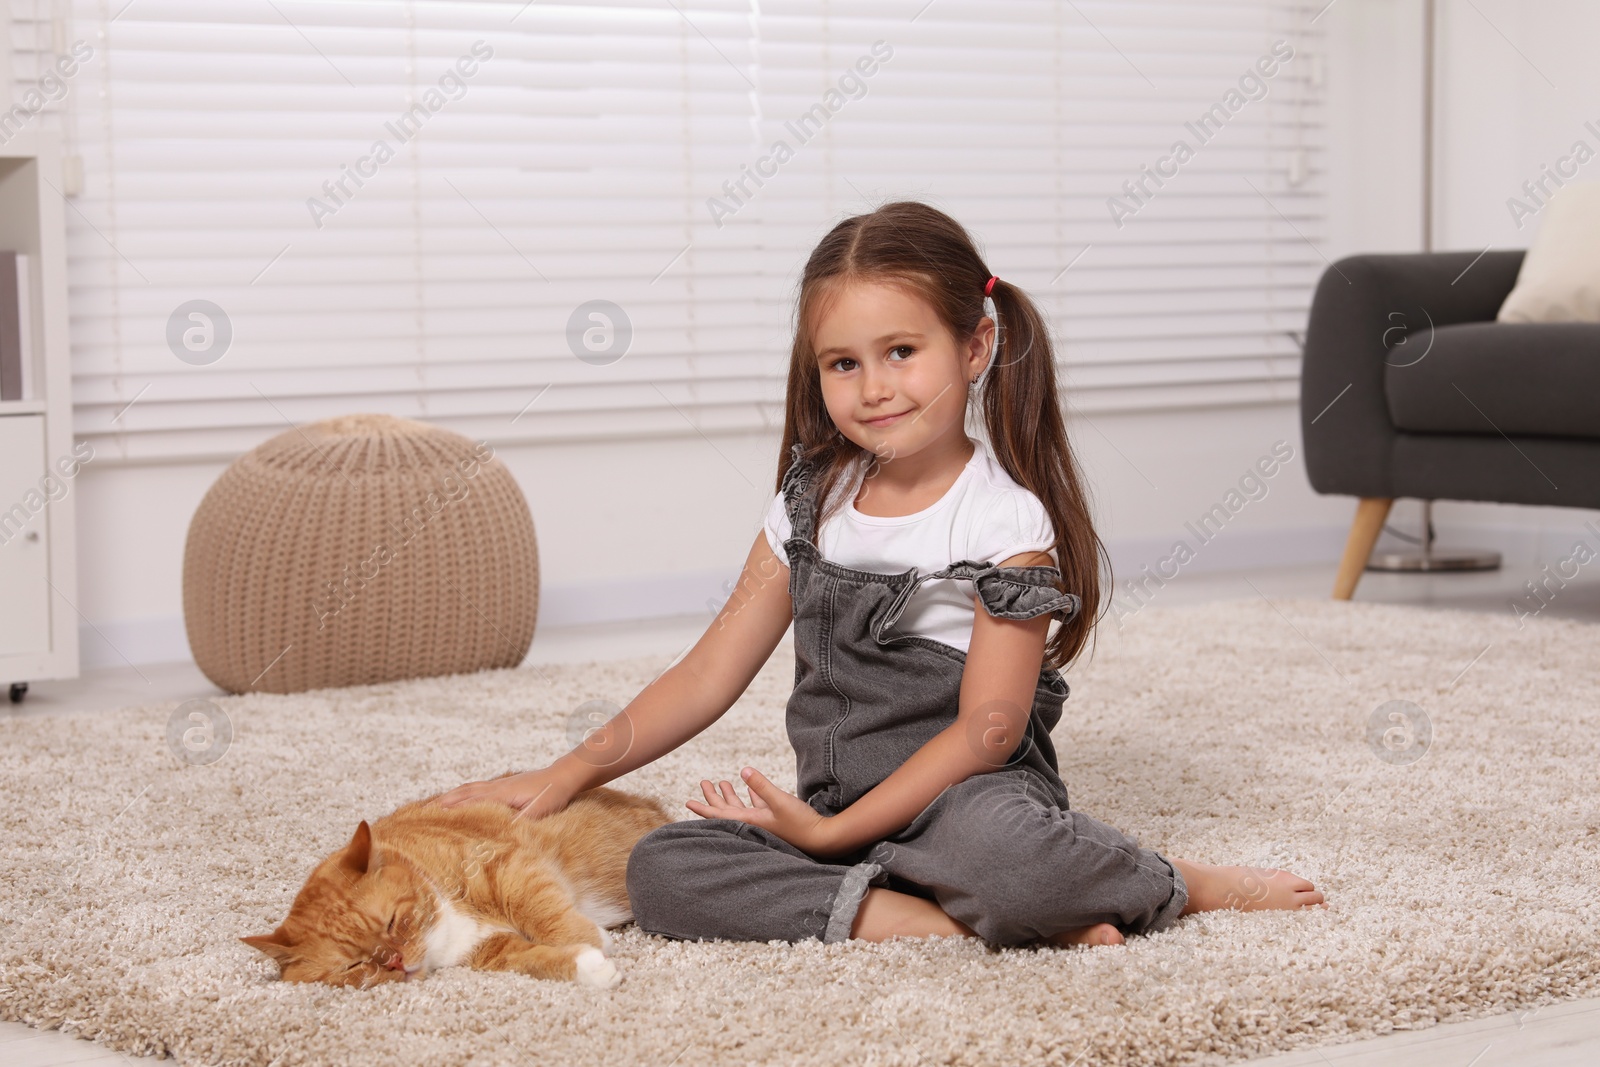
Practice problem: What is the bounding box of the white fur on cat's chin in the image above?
[574,947,620,990]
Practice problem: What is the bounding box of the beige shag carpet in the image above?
[2,597,1598,1067]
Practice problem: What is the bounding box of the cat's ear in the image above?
[340,821,373,876]
[241,930,294,965]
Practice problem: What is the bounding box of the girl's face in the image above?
[810,279,993,462]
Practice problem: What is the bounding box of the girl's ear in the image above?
[967,315,996,379]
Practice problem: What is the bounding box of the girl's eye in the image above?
[827,348,910,372]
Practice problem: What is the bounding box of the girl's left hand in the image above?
[686,767,842,857]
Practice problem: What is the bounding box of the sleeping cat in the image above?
[242,785,670,990]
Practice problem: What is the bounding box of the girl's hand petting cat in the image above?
[435,766,575,818]
[685,767,842,857]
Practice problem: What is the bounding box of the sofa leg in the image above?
[1332,498,1394,600]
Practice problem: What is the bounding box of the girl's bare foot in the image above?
[850,887,976,941]
[1169,857,1327,914]
[1046,922,1124,947]
[853,888,1125,948]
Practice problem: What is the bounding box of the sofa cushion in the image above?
[1498,182,1600,323]
[1385,321,1600,440]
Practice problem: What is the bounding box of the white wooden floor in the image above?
[5,560,1599,1065]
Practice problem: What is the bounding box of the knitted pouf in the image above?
[182,413,539,694]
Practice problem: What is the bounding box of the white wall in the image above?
[69,0,1600,670]
[1434,0,1600,251]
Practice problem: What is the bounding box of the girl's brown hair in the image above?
[776,200,1108,670]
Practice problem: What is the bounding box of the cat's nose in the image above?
[384,952,405,971]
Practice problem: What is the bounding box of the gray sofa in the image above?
[1299,250,1600,598]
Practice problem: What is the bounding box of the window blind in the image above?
[16,0,1323,464]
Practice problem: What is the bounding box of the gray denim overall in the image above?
[626,443,1188,946]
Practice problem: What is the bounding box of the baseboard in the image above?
[76,569,738,673]
[1104,523,1350,582]
[74,519,1578,671]
[77,613,195,675]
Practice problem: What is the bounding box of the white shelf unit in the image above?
[0,130,79,698]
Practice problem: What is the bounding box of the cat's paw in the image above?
[574,947,621,990]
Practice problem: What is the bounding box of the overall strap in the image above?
[871,559,1082,645]
[779,441,820,544]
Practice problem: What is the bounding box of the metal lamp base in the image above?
[1364,499,1502,573]
[1366,549,1502,572]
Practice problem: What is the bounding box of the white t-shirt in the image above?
[761,439,1058,654]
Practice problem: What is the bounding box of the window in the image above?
[15,0,1322,463]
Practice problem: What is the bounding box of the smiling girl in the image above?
[440,201,1324,948]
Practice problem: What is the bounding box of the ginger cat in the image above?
[242,786,669,990]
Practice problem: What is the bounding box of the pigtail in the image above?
[979,279,1109,670]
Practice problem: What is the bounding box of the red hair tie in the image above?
[984,275,998,296]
